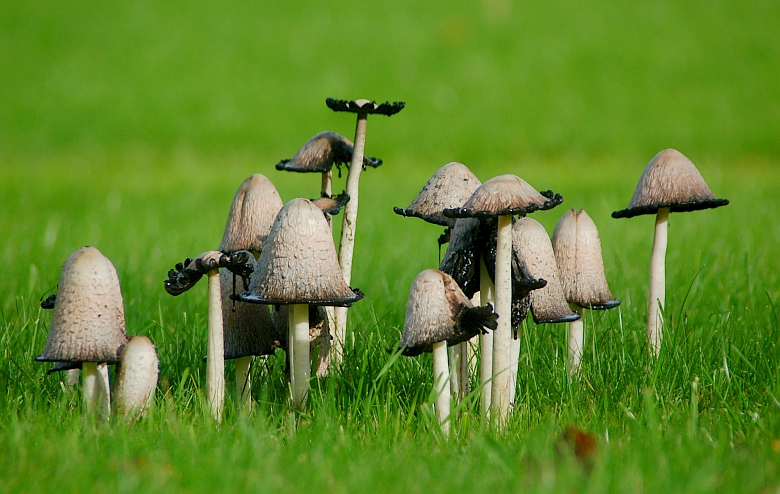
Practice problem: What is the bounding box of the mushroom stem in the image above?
[432,340,451,435]
[319,169,334,375]
[479,259,494,416]
[449,342,470,401]
[567,305,585,374]
[289,304,310,408]
[82,362,110,418]
[66,368,80,388]
[648,207,669,356]
[235,356,252,407]
[491,214,513,421]
[333,112,369,367]
[321,169,333,199]
[508,334,521,405]
[206,269,225,422]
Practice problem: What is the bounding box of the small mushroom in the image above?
[327,98,405,368]
[396,269,497,434]
[115,335,159,419]
[36,246,129,418]
[612,149,728,355]
[236,198,364,408]
[552,209,620,373]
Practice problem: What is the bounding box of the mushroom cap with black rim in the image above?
[513,218,580,324]
[275,131,382,173]
[398,269,497,356]
[36,246,129,364]
[612,149,729,218]
[326,98,405,116]
[311,192,350,216]
[552,209,621,310]
[237,198,364,306]
[394,162,482,227]
[443,174,563,219]
[219,174,284,256]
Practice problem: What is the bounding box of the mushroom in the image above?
[612,149,729,355]
[36,246,129,418]
[236,198,364,408]
[326,97,405,367]
[552,209,620,373]
[396,269,497,434]
[115,335,159,419]
[444,174,562,421]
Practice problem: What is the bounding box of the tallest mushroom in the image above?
[326,98,405,367]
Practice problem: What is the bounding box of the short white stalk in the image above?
[568,305,585,374]
[66,368,80,388]
[206,269,225,423]
[333,113,369,368]
[491,214,513,421]
[432,340,451,435]
[289,304,311,408]
[82,361,109,418]
[235,356,252,408]
[479,261,494,417]
[648,207,669,356]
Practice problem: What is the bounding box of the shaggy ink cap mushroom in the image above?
[443,174,562,219]
[275,131,382,174]
[220,174,284,256]
[115,335,159,419]
[311,192,350,216]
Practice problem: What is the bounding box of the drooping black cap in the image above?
[326,98,405,116]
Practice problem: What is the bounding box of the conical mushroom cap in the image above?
[552,210,621,310]
[513,219,580,324]
[221,265,280,358]
[444,174,563,219]
[394,162,482,227]
[239,198,363,306]
[399,269,497,356]
[612,149,729,218]
[37,246,129,363]
[219,174,284,254]
[115,335,159,419]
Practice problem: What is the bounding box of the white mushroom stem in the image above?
[66,368,80,388]
[432,340,451,435]
[479,260,494,416]
[491,214,513,421]
[289,304,311,408]
[82,361,110,418]
[508,333,521,405]
[333,112,369,367]
[647,207,669,356]
[568,305,585,374]
[321,169,333,199]
[235,356,252,407]
[321,169,335,376]
[449,342,469,400]
[206,269,225,422]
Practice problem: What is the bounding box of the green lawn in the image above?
[1,0,779,492]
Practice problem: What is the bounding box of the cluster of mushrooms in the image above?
[34,98,728,429]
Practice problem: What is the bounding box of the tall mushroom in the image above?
[236,198,364,408]
[612,149,728,355]
[326,97,405,367]
[552,209,620,373]
[115,335,159,419]
[396,269,497,434]
[36,246,129,418]
[444,175,562,421]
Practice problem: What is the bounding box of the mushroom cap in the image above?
[443,174,563,219]
[439,218,483,298]
[513,218,580,324]
[612,149,729,218]
[221,265,281,358]
[552,210,621,310]
[275,132,382,173]
[311,192,350,216]
[115,335,159,418]
[238,198,364,306]
[219,174,284,255]
[326,97,405,116]
[394,162,482,227]
[399,269,497,356]
[36,246,129,363]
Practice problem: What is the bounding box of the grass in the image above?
[2,0,780,491]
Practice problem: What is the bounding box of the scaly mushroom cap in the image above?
[238,198,364,306]
[219,174,284,255]
[443,174,563,219]
[398,269,497,356]
[394,162,482,227]
[513,219,580,324]
[221,266,280,358]
[326,97,406,116]
[612,149,729,218]
[276,132,382,173]
[552,210,621,310]
[115,335,159,418]
[37,246,129,363]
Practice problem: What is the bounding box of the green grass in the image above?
[2,0,780,491]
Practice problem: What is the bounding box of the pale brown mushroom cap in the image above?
[220,266,280,358]
[612,149,729,218]
[275,132,382,173]
[219,174,284,254]
[513,218,580,324]
[115,335,159,418]
[552,209,621,310]
[394,162,482,227]
[37,246,129,363]
[238,198,363,306]
[443,174,563,219]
